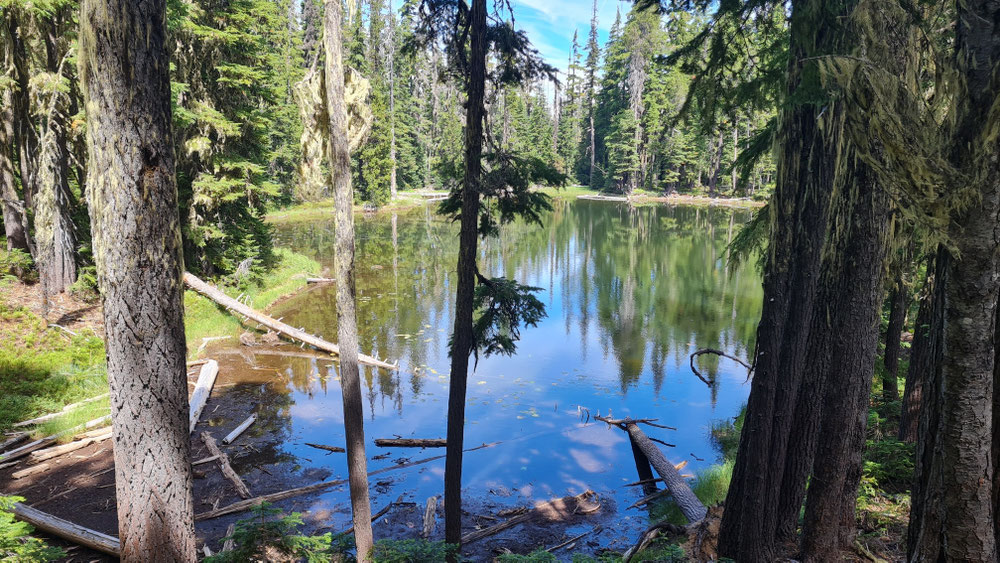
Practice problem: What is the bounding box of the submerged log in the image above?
[201,432,251,499]
[189,360,219,433]
[374,438,446,448]
[197,442,499,521]
[597,416,706,522]
[305,443,345,454]
[422,496,438,538]
[12,503,120,556]
[461,490,601,545]
[222,414,257,445]
[183,272,397,370]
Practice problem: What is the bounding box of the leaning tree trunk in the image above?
[908,1,1000,559]
[323,0,374,558]
[78,0,197,559]
[0,90,31,254]
[882,269,908,401]
[444,0,487,551]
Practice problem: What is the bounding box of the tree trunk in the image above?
[5,12,38,213]
[801,157,890,560]
[388,11,398,199]
[0,90,31,254]
[323,0,374,558]
[35,24,77,299]
[718,2,856,560]
[899,261,934,443]
[882,270,908,401]
[445,0,487,551]
[908,1,1000,558]
[78,0,197,558]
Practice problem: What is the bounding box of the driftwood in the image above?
[461,490,600,545]
[306,277,336,284]
[305,443,345,454]
[374,438,446,448]
[12,503,120,556]
[622,520,690,563]
[12,432,112,477]
[0,415,111,465]
[201,432,251,499]
[421,496,438,538]
[689,348,752,386]
[12,393,109,428]
[183,272,397,370]
[197,442,499,521]
[597,416,707,522]
[193,454,221,466]
[222,523,236,552]
[189,360,220,433]
[222,414,257,445]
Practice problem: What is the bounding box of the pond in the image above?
[210,198,762,552]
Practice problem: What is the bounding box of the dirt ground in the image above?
[0,280,104,337]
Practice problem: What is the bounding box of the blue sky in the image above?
[508,0,626,76]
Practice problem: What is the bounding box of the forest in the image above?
[1,0,999,561]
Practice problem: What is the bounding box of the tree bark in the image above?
[4,12,38,213]
[78,0,197,558]
[0,89,31,254]
[882,270,908,401]
[718,2,856,560]
[445,0,487,551]
[899,262,934,443]
[323,0,374,558]
[908,1,1000,558]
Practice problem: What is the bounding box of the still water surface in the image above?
[215,199,762,538]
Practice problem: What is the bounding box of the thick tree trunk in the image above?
[323,0,374,558]
[899,262,934,443]
[908,1,1000,558]
[718,2,855,560]
[78,0,197,558]
[5,12,38,212]
[882,272,908,401]
[801,159,890,561]
[0,90,31,254]
[445,0,487,551]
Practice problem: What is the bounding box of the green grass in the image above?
[0,302,108,434]
[266,191,438,223]
[184,247,321,355]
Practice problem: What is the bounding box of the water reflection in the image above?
[218,199,762,529]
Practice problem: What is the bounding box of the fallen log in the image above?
[222,414,257,445]
[421,496,438,538]
[622,520,689,563]
[546,524,602,552]
[189,360,220,433]
[201,432,251,499]
[597,416,706,522]
[627,489,671,510]
[623,462,688,488]
[0,433,29,453]
[306,277,336,284]
[183,272,397,370]
[374,438,446,448]
[197,442,499,521]
[12,503,120,556]
[305,443,345,454]
[22,431,111,466]
[222,523,236,552]
[461,491,600,545]
[0,415,111,465]
[12,393,110,428]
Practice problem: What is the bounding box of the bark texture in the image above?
[323,0,374,557]
[78,0,197,558]
[0,90,31,253]
[445,0,487,550]
[898,264,933,443]
[908,1,1000,559]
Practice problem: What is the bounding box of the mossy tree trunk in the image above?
[445,0,487,551]
[0,90,31,254]
[4,12,38,214]
[79,0,197,558]
[323,0,374,558]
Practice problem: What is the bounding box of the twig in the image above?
[546,525,602,552]
[689,348,752,386]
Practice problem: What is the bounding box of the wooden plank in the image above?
[183,272,397,370]
[189,360,219,433]
[222,414,257,445]
[201,432,251,499]
[12,503,120,556]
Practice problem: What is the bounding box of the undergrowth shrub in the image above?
[0,496,64,562]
